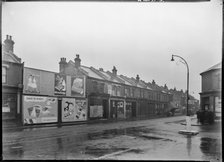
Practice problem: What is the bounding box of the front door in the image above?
[132,102,136,117]
[102,99,108,118]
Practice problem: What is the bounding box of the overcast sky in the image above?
[2,0,222,100]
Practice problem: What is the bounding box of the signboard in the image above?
[3,106,10,112]
[71,76,85,97]
[54,74,66,95]
[23,96,58,124]
[90,105,103,118]
[117,101,124,118]
[62,98,87,122]
[110,100,124,119]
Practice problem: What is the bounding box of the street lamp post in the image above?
[171,54,198,135]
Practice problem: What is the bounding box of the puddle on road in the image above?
[87,126,175,142]
[83,126,175,158]
[200,137,221,154]
[126,148,144,154]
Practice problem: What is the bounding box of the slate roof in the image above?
[2,50,21,63]
[200,62,222,75]
[67,59,171,93]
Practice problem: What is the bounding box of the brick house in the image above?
[2,35,24,122]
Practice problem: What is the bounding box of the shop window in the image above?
[2,66,7,84]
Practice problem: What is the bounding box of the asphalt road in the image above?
[2,115,222,161]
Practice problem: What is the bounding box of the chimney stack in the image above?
[112,66,117,75]
[136,74,140,82]
[59,57,67,73]
[74,54,81,68]
[99,68,104,71]
[152,80,156,85]
[4,35,15,53]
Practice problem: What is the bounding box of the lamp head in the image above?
[171,55,175,61]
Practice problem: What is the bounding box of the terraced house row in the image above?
[2,35,199,126]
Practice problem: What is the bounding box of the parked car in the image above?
[166,108,180,117]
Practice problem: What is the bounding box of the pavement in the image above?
[180,116,222,126]
[2,114,182,130]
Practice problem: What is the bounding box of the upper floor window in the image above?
[2,67,7,84]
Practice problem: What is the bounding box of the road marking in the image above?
[11,146,23,149]
[94,148,133,160]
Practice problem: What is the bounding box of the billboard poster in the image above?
[71,76,85,97]
[23,96,58,124]
[62,98,87,122]
[24,74,40,94]
[90,105,103,118]
[54,74,66,95]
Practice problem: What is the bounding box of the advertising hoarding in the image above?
[23,96,58,124]
[24,74,41,94]
[71,76,85,97]
[62,98,87,122]
[23,68,55,95]
[54,74,66,95]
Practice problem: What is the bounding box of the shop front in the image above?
[125,100,137,119]
[2,93,17,120]
[110,99,125,119]
[88,95,109,120]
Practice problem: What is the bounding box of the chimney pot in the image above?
[59,57,67,73]
[112,66,117,75]
[74,54,81,68]
[136,74,140,82]
[4,35,14,53]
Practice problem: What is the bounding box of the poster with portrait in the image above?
[23,96,58,124]
[24,74,40,94]
[54,74,66,95]
[62,98,87,122]
[71,76,85,97]
[90,105,103,118]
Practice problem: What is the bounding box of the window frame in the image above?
[2,66,8,84]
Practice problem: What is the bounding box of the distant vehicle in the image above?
[166,108,180,117]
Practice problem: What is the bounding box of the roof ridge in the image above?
[90,67,109,80]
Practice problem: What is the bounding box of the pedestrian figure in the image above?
[196,110,201,123]
[208,110,214,124]
[200,110,205,125]
[204,109,209,124]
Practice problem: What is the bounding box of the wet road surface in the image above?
[2,116,222,161]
